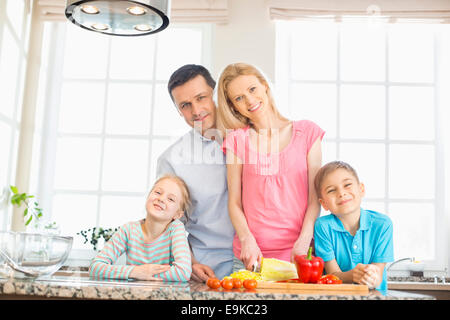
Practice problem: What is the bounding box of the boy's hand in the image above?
[352,263,368,284]
[352,263,380,289]
[360,264,381,289]
[130,264,171,280]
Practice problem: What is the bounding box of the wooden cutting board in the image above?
[257,281,369,293]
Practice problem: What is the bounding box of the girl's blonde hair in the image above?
[216,62,288,137]
[150,174,192,217]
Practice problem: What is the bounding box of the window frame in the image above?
[0,0,31,231]
[35,22,212,264]
[275,20,447,272]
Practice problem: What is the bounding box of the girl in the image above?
[217,63,324,271]
[89,174,192,281]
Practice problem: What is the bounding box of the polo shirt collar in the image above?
[330,208,371,233]
[192,128,212,142]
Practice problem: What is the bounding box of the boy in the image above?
[313,161,394,291]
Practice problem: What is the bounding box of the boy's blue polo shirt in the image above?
[314,208,394,291]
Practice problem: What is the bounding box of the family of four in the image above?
[89,63,394,291]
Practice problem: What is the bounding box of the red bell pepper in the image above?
[294,247,324,283]
[317,274,343,284]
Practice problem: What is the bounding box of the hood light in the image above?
[91,23,110,31]
[80,5,99,14]
[134,24,153,32]
[127,6,146,15]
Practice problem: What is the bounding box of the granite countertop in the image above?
[0,270,435,300]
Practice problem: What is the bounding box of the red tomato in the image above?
[232,278,243,289]
[243,279,257,290]
[221,278,234,290]
[206,278,221,289]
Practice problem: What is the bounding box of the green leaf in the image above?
[10,186,18,194]
[26,195,34,199]
[37,213,43,218]
[23,208,28,217]
[25,215,33,226]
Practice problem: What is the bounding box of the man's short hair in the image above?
[168,64,216,101]
[314,161,360,197]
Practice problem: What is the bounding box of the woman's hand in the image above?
[129,264,171,281]
[240,234,263,270]
[290,239,310,262]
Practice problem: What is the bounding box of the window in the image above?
[0,0,30,230]
[34,22,211,257]
[276,20,448,270]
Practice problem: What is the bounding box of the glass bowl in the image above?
[0,231,73,278]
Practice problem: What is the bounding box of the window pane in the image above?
[389,203,435,260]
[52,194,98,250]
[105,83,152,135]
[59,82,105,134]
[99,195,146,229]
[389,144,435,199]
[340,84,385,139]
[152,84,190,136]
[0,28,20,118]
[109,37,155,80]
[322,141,336,167]
[340,23,386,81]
[63,24,109,79]
[290,22,337,81]
[54,137,102,190]
[389,86,434,141]
[361,201,386,214]
[6,0,24,37]
[0,121,11,187]
[155,28,202,80]
[339,143,385,198]
[101,139,149,192]
[290,83,337,138]
[388,24,434,83]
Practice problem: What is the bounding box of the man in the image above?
[156,64,235,281]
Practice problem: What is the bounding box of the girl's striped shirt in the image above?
[89,219,192,282]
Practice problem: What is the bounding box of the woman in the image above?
[217,63,324,271]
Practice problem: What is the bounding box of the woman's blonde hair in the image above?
[150,174,192,217]
[216,62,287,137]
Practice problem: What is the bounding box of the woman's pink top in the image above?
[222,120,325,262]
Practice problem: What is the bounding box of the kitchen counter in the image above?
[0,270,435,300]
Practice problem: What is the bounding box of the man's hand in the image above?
[191,263,216,282]
[129,264,170,281]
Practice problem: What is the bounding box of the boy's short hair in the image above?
[167,64,216,102]
[314,161,360,197]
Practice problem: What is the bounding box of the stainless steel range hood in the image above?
[65,0,170,36]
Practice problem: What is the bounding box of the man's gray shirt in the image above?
[156,129,235,279]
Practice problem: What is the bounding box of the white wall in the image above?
[211,0,276,82]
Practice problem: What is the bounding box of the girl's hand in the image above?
[240,234,262,270]
[129,264,171,280]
